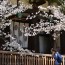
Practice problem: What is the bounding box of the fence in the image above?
[0,51,65,65]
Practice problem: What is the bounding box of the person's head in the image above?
[51,48,56,54]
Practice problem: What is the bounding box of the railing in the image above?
[0,51,65,65]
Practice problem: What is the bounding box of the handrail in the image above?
[0,51,65,65]
[0,50,64,56]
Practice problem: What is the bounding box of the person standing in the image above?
[51,48,62,65]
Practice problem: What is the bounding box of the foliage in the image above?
[47,0,64,5]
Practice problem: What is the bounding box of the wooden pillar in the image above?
[53,31,60,51]
[17,0,19,6]
[18,21,20,43]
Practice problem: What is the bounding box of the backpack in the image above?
[56,53,62,63]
